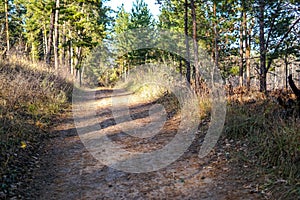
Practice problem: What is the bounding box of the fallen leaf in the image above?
[20,141,27,149]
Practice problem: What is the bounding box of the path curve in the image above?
[31,88,263,200]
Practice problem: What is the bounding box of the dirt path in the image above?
[31,88,264,200]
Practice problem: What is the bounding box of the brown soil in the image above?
[29,88,266,200]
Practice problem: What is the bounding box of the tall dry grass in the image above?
[224,98,300,199]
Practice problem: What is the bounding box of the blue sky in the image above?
[105,0,161,19]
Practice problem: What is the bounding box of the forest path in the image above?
[31,88,263,200]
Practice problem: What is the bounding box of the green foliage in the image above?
[1,0,110,65]
[112,0,156,79]
[21,0,51,56]
[158,0,300,81]
[158,0,239,77]
[0,0,26,52]
[229,66,240,75]
[130,0,154,29]
[62,0,108,48]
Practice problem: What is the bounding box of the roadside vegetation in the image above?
[0,57,72,198]
[224,90,300,199]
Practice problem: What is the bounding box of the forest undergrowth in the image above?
[0,57,73,198]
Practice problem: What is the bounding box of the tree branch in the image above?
[266,17,300,71]
[272,17,300,54]
[266,2,281,50]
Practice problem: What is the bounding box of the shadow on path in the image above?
[30,88,264,199]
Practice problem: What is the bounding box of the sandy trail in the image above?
[31,88,263,200]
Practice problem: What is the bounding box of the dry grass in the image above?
[224,94,300,199]
[0,58,73,198]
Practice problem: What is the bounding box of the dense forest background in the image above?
[1,0,299,91]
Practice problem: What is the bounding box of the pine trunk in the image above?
[54,0,60,70]
[191,0,200,92]
[62,21,67,68]
[43,24,48,61]
[245,11,251,90]
[259,0,267,92]
[213,1,219,71]
[69,30,73,75]
[239,10,244,87]
[4,0,10,56]
[46,7,55,65]
[184,0,191,84]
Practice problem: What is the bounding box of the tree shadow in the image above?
[32,87,264,199]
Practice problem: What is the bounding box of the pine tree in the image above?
[113,0,154,70]
[113,4,131,77]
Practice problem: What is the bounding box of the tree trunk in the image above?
[184,0,191,84]
[75,46,83,85]
[4,0,10,56]
[259,0,267,92]
[245,12,251,91]
[239,10,244,87]
[69,30,73,75]
[62,21,67,67]
[46,6,55,65]
[285,53,288,90]
[190,0,200,92]
[54,0,60,70]
[43,24,48,62]
[213,1,219,70]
